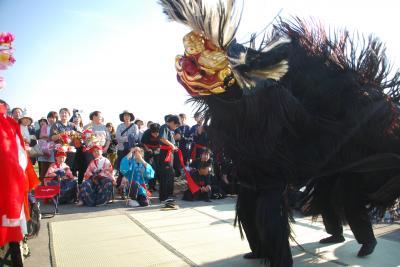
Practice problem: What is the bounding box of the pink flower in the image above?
[8,55,15,64]
[0,32,15,44]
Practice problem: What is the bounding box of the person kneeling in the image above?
[183,161,212,202]
[120,147,154,207]
[77,145,115,207]
[45,150,78,204]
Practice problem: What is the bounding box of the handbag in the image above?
[28,143,44,157]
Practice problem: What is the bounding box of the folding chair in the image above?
[34,177,60,218]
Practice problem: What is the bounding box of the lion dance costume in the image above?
[159,1,400,266]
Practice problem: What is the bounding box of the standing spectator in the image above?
[158,115,180,201]
[147,121,154,128]
[173,124,183,177]
[115,110,139,190]
[189,112,203,139]
[189,112,207,162]
[70,111,83,131]
[106,122,118,168]
[134,119,145,144]
[35,117,51,178]
[18,112,33,147]
[11,107,23,122]
[19,112,38,164]
[36,111,58,179]
[141,123,160,191]
[83,111,111,172]
[50,108,77,169]
[178,113,191,165]
[190,125,209,162]
[84,111,110,153]
[71,112,86,184]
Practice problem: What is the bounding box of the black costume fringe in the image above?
[160,1,400,264]
[190,18,400,266]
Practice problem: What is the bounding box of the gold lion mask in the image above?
[175,31,235,96]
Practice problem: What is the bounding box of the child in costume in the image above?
[77,145,115,207]
[45,149,78,204]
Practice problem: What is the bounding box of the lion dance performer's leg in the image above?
[237,185,292,267]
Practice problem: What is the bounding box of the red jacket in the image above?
[0,104,39,246]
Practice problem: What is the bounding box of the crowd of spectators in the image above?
[9,106,238,208]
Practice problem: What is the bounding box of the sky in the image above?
[1,0,399,127]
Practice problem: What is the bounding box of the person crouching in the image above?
[183,161,212,202]
[77,145,115,206]
[120,147,155,207]
[45,150,78,204]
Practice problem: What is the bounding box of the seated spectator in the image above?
[182,161,212,202]
[120,147,154,207]
[190,148,227,199]
[45,150,78,204]
[214,150,237,196]
[77,145,115,207]
[190,148,213,173]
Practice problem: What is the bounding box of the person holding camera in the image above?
[120,147,155,206]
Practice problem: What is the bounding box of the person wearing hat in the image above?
[115,110,139,193]
[77,144,115,206]
[45,149,78,204]
[18,112,33,145]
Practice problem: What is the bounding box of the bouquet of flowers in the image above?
[81,129,101,152]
